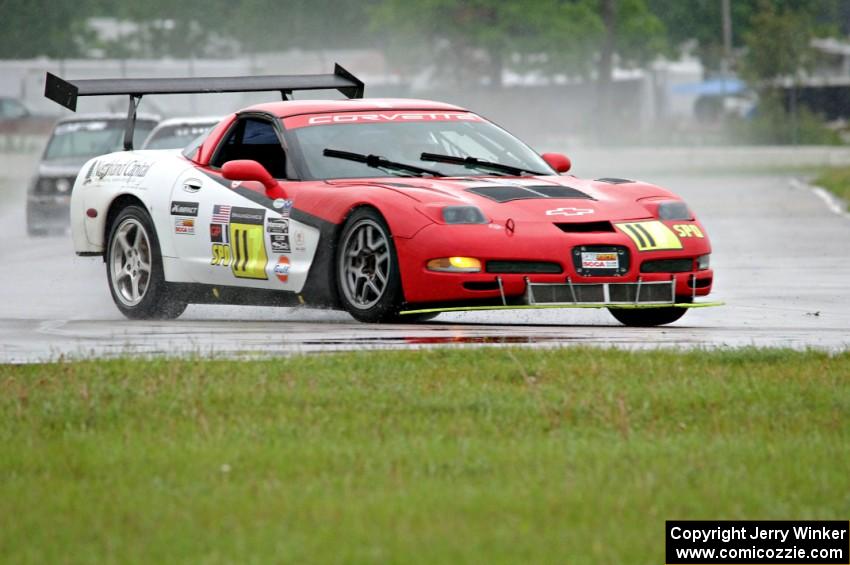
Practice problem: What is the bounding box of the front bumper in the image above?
[26,195,71,230]
[400,278,722,316]
[395,220,714,306]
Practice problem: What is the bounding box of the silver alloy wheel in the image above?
[339,218,391,309]
[109,218,152,307]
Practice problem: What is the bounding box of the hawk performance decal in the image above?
[209,205,268,278]
[228,207,268,280]
[615,221,683,251]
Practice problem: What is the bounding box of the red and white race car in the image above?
[46,65,718,325]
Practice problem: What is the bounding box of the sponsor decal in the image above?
[82,160,98,185]
[272,198,293,213]
[174,217,195,235]
[266,218,288,234]
[211,243,231,266]
[616,221,683,251]
[270,234,291,254]
[229,207,265,225]
[170,201,199,217]
[294,230,306,251]
[545,207,594,217]
[581,251,618,269]
[209,206,268,279]
[274,256,290,283]
[212,204,232,223]
[267,219,287,233]
[284,111,484,129]
[210,223,227,243]
[229,207,267,279]
[672,224,704,238]
[92,159,152,181]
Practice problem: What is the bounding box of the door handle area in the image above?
[182,178,203,193]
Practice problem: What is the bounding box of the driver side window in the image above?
[210,117,288,179]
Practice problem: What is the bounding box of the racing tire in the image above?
[106,205,187,320]
[336,208,405,323]
[608,307,687,327]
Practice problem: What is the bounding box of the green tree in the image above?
[371,0,666,87]
[737,0,838,144]
[0,0,96,58]
[647,0,844,73]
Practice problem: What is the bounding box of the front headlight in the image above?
[34,177,56,195]
[656,201,692,221]
[697,254,710,270]
[427,257,482,273]
[442,206,487,224]
[55,178,72,194]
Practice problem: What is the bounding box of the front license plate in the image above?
[581,251,619,270]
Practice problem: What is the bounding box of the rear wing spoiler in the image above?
[44,63,364,151]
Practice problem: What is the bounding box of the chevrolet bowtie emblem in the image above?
[545,207,594,216]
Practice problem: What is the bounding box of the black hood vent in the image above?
[467,185,594,203]
[595,177,634,184]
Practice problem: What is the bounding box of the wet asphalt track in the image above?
[2,156,849,362]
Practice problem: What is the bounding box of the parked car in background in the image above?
[0,96,54,135]
[141,116,221,150]
[26,114,158,236]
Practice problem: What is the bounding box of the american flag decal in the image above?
[212,205,231,223]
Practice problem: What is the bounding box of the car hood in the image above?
[328,175,679,223]
[37,158,88,177]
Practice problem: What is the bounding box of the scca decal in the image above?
[284,112,483,129]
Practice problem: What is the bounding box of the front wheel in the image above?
[608,307,687,327]
[336,208,404,323]
[106,205,187,320]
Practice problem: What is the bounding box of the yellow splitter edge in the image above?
[399,301,724,316]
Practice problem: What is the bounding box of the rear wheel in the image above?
[608,307,687,327]
[336,208,404,323]
[106,205,187,319]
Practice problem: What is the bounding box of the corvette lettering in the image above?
[285,112,483,129]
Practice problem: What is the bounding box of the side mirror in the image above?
[222,160,277,193]
[541,153,571,173]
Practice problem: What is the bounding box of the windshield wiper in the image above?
[420,152,547,177]
[323,149,444,177]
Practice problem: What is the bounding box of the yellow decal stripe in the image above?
[616,221,683,251]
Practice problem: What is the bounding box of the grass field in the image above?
[2,348,849,563]
[814,167,850,210]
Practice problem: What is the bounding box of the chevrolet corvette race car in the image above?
[45,65,719,325]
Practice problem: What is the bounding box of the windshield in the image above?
[144,123,215,150]
[44,120,156,160]
[282,111,554,180]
